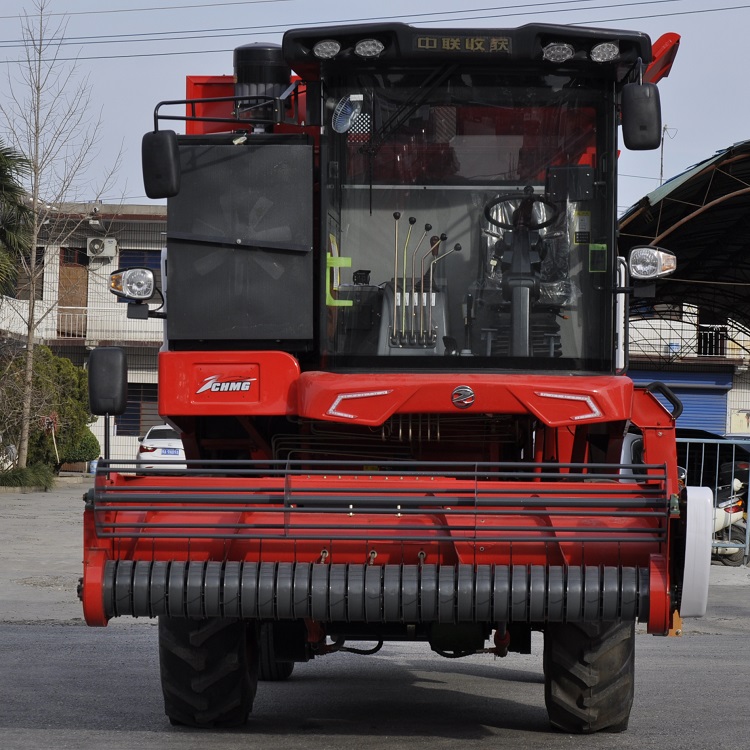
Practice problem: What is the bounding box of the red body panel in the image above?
[183,74,307,136]
[159,351,300,416]
[297,371,635,426]
[645,33,680,84]
[184,76,234,134]
[159,350,646,427]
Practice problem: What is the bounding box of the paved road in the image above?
[1,480,748,749]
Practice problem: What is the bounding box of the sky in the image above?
[0,0,749,215]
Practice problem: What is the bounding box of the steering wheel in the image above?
[483,190,560,231]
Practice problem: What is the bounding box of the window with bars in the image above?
[14,247,45,301]
[114,383,160,436]
[61,247,89,267]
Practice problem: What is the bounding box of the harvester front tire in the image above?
[158,617,258,728]
[258,623,295,681]
[543,621,635,734]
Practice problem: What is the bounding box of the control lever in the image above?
[410,223,432,342]
[391,211,401,343]
[419,234,446,343]
[427,243,461,343]
[400,216,417,339]
[462,293,474,354]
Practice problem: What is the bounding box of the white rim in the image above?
[680,486,713,617]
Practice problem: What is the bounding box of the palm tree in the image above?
[0,140,32,292]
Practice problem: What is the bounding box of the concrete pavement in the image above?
[0,478,91,624]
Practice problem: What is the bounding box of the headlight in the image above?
[313,39,341,59]
[591,41,619,63]
[110,268,155,300]
[355,39,385,58]
[542,42,575,63]
[628,246,676,280]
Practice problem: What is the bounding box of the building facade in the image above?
[0,203,166,460]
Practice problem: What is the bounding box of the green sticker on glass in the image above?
[589,244,607,273]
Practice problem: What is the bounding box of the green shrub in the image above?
[62,428,100,464]
[3,346,98,472]
[0,463,55,489]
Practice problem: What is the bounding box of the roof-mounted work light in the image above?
[313,39,341,59]
[591,41,620,63]
[542,42,575,63]
[355,38,385,58]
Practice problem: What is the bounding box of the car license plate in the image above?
[161,448,180,455]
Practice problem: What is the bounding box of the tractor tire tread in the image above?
[159,617,257,728]
[544,621,635,734]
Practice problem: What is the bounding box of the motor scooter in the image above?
[713,475,748,566]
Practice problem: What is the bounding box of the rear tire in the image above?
[158,617,258,727]
[258,623,295,681]
[543,621,635,734]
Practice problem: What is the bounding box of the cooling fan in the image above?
[332,94,363,134]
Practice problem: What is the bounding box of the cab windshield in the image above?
[323,70,615,371]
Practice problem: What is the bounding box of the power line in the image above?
[3,0,730,60]
[582,3,750,25]
[0,0,620,24]
[620,174,663,181]
[0,1,731,208]
[0,0,718,50]
[0,1,615,47]
[0,0,291,21]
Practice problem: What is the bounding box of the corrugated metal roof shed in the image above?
[619,140,750,334]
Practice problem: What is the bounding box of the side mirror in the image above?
[142,130,180,199]
[88,347,128,415]
[621,82,662,151]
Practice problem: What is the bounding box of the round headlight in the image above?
[629,247,659,278]
[628,246,676,279]
[591,41,619,63]
[110,268,155,300]
[355,38,385,58]
[313,39,341,59]
[542,42,575,63]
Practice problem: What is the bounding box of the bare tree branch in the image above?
[0,0,122,468]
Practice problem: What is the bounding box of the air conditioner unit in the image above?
[87,237,117,259]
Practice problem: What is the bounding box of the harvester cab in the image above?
[86,23,713,734]
[122,25,675,372]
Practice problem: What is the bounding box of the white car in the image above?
[135,424,186,470]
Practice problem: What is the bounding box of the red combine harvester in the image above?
[83,23,711,732]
